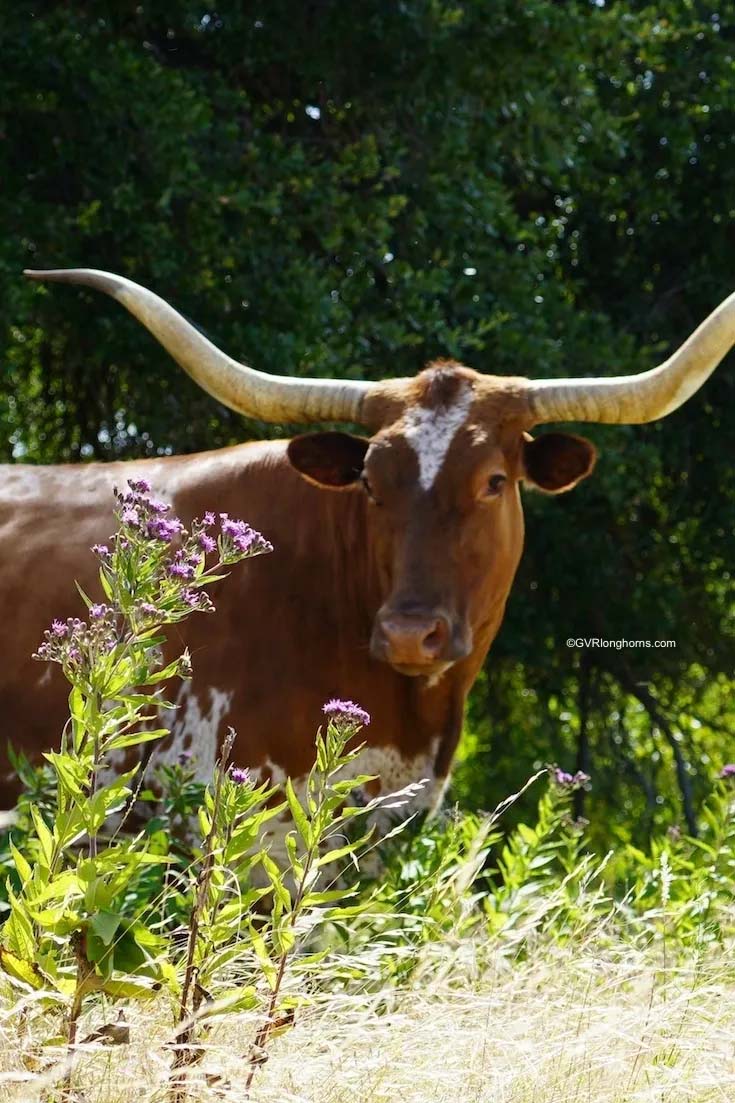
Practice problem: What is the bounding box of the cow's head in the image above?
[286,363,595,677]
[25,268,733,677]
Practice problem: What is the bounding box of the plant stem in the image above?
[170,730,234,1102]
[243,782,323,1095]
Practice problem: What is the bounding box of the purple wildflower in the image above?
[199,532,216,554]
[233,530,256,553]
[51,620,68,638]
[219,513,273,561]
[203,511,216,527]
[219,514,242,539]
[148,498,169,515]
[147,516,184,542]
[552,767,590,789]
[230,766,251,786]
[322,698,371,729]
[168,555,196,580]
[720,764,735,779]
[180,589,199,607]
[128,478,151,494]
[139,602,159,617]
[91,543,110,558]
[553,769,574,786]
[121,507,140,528]
[89,603,108,619]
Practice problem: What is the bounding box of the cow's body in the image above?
[0,430,513,807]
[7,266,732,813]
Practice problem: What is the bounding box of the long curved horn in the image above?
[525,290,735,424]
[24,269,373,425]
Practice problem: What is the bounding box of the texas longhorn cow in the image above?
[0,269,732,809]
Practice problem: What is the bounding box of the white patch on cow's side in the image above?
[403,383,473,490]
[254,740,446,879]
[154,683,233,781]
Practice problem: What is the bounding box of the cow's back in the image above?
[0,443,450,803]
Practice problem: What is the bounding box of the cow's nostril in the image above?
[422,621,446,657]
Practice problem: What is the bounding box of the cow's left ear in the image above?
[287,431,369,488]
[522,432,597,494]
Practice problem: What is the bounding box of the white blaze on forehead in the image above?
[403,382,473,491]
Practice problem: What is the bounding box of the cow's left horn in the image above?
[525,289,735,424]
[24,269,374,425]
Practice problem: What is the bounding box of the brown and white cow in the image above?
[1,269,732,811]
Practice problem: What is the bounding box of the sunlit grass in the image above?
[3,923,735,1103]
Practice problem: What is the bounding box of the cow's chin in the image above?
[389,660,454,683]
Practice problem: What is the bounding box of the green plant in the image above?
[0,479,272,1091]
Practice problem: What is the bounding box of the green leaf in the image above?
[247,921,277,989]
[68,685,86,727]
[101,978,160,1000]
[262,854,291,912]
[0,948,44,990]
[285,778,312,847]
[303,888,354,907]
[144,658,186,685]
[75,580,94,608]
[4,891,36,960]
[43,751,87,796]
[107,728,169,751]
[99,567,114,600]
[30,805,54,869]
[317,830,373,868]
[9,840,32,885]
[271,925,296,955]
[90,909,123,947]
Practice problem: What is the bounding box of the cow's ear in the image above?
[522,432,597,494]
[287,432,369,488]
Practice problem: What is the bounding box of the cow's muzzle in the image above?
[370,608,471,676]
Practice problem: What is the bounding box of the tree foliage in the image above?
[1,1,734,843]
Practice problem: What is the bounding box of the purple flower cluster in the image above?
[199,532,216,555]
[34,608,118,673]
[218,513,274,563]
[148,516,184,543]
[720,764,735,780]
[322,698,371,730]
[39,478,274,649]
[230,765,252,786]
[115,479,184,545]
[552,767,591,789]
[168,551,197,581]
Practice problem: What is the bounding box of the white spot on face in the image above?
[403,383,473,491]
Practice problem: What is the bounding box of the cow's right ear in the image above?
[287,432,369,489]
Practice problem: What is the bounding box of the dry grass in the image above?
[2,931,735,1103]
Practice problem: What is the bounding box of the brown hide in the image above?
[0,365,594,805]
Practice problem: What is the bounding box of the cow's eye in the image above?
[486,473,507,497]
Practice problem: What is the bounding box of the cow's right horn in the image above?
[24,269,374,426]
[525,289,735,425]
